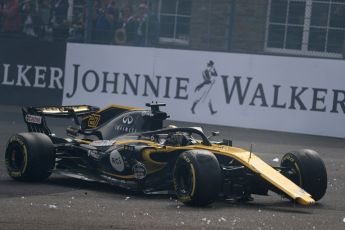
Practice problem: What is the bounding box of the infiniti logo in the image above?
[122,115,134,125]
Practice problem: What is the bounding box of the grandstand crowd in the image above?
[0,0,159,45]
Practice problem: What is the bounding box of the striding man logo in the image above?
[191,60,218,115]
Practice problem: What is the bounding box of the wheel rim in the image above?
[174,160,195,197]
[281,156,302,186]
[6,142,27,173]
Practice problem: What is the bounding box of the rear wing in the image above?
[22,105,99,135]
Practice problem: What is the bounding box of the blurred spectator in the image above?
[92,0,100,38]
[146,1,159,46]
[134,3,147,46]
[0,0,22,38]
[21,0,40,39]
[0,0,159,44]
[115,4,136,45]
[115,2,159,47]
[110,0,119,26]
[67,2,85,43]
[38,0,51,40]
[93,0,119,44]
[50,0,69,42]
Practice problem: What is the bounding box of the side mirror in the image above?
[212,131,220,137]
[208,131,220,139]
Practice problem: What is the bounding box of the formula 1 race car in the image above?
[4,103,327,206]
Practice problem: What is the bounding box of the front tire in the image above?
[281,149,327,201]
[5,133,55,182]
[173,150,221,206]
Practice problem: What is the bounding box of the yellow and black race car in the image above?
[4,103,327,206]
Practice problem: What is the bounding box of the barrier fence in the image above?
[1,38,344,138]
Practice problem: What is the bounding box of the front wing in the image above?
[200,145,315,205]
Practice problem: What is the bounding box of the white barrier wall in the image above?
[63,43,345,138]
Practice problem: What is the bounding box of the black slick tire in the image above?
[5,133,55,182]
[281,149,327,201]
[173,150,221,206]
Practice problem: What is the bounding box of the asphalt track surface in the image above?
[0,105,345,230]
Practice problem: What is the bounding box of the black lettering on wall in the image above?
[102,72,119,94]
[311,88,327,112]
[222,76,252,104]
[122,73,140,95]
[82,70,99,92]
[272,85,286,108]
[331,90,345,113]
[249,83,268,107]
[289,86,308,110]
[175,77,189,100]
[143,75,161,97]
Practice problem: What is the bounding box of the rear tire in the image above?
[173,150,221,206]
[5,133,55,182]
[281,149,327,201]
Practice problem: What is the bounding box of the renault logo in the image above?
[122,115,134,125]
